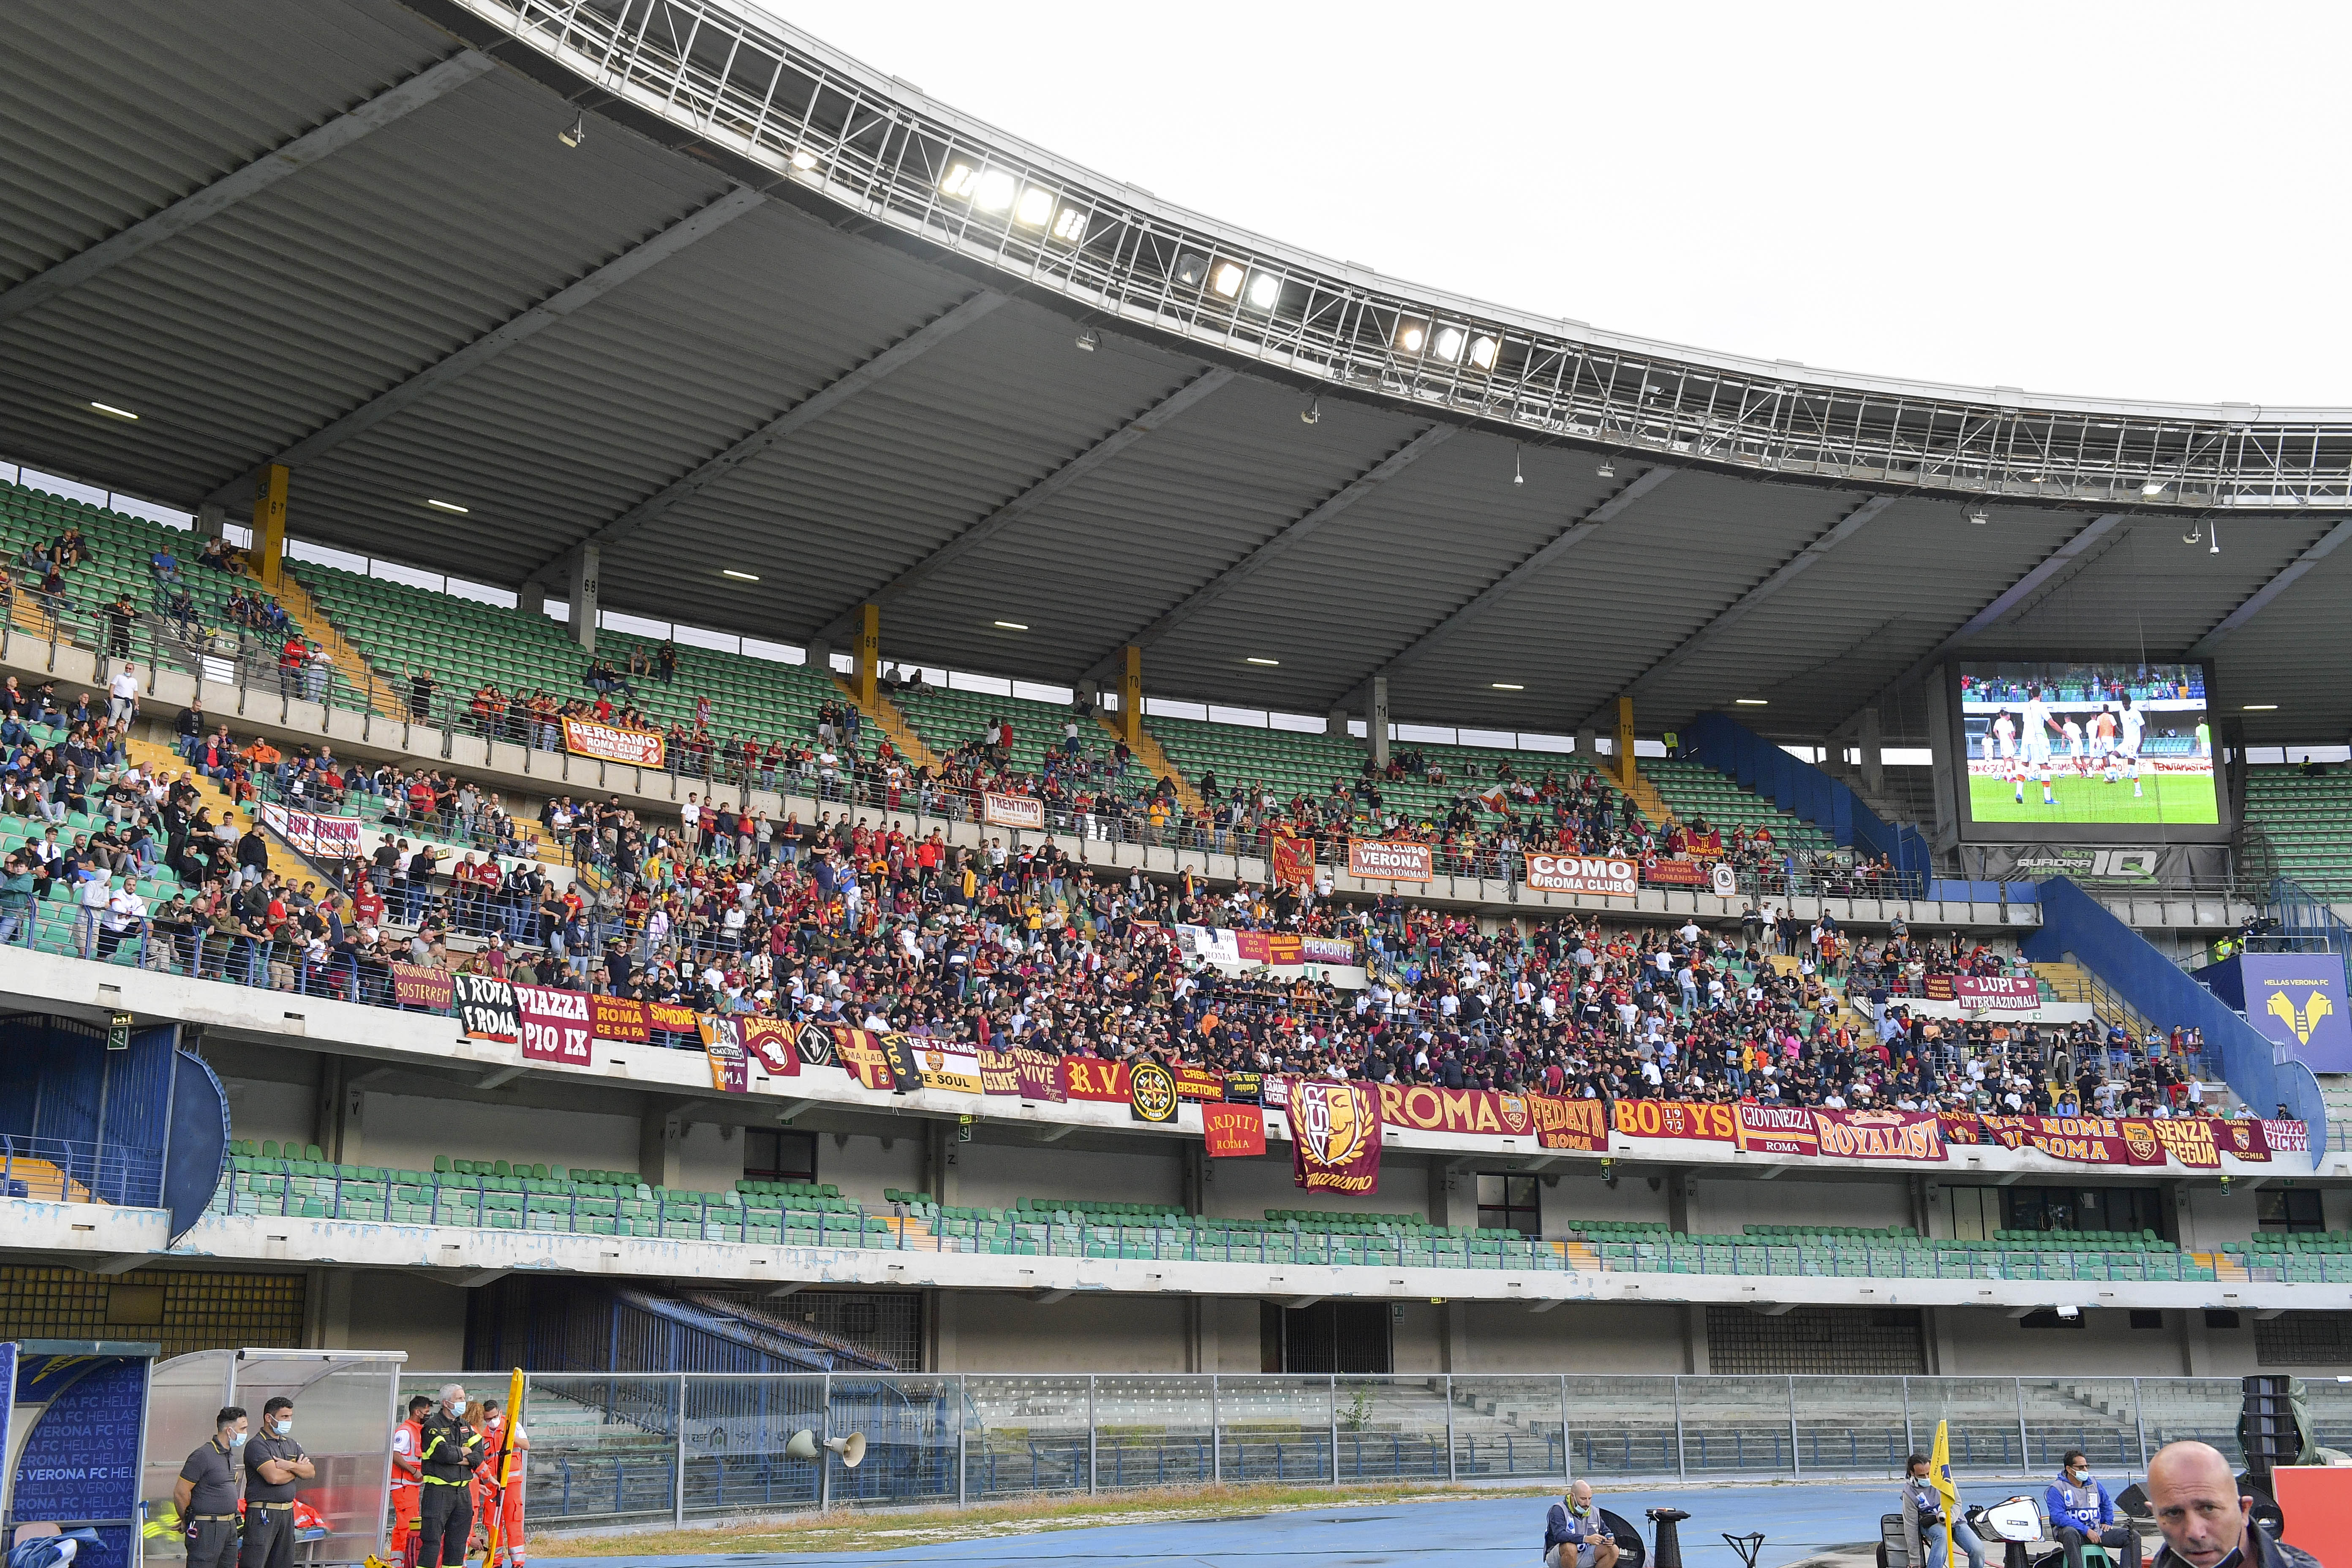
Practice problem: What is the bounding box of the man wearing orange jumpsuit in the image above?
[476,1399,529,1567]
[388,1395,430,1565]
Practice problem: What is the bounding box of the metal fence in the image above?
[396,1371,2352,1531]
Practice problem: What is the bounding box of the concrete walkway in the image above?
[534,1480,1912,1568]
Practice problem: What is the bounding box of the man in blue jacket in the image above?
[1542,1481,1619,1568]
[2045,1449,2141,1568]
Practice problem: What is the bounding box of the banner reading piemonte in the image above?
[1289,1079,1382,1195]
[1347,838,1433,883]
[561,715,665,768]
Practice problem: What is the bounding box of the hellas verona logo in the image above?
[2265,989,2334,1046]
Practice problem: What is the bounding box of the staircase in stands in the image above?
[1105,715,1208,817]
[2032,960,2155,1037]
[255,565,410,725]
[833,676,940,771]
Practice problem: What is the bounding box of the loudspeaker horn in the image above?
[783,1429,819,1461]
[825,1432,866,1469]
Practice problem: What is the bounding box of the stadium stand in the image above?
[2242,763,2352,898]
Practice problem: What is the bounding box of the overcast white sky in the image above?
[773,0,2351,409]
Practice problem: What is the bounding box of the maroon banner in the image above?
[1953,975,2041,1011]
[1737,1102,1821,1156]
[2140,1117,2221,1170]
[1376,1083,1535,1137]
[697,1015,747,1093]
[514,983,593,1067]
[743,1018,798,1078]
[1980,1114,2169,1167]
[1524,853,1640,897]
[1529,1094,1608,1152]
[1173,1064,1226,1102]
[593,994,648,1044]
[563,715,664,768]
[392,963,453,1012]
[1270,834,1314,890]
[1289,1080,1382,1195]
[1301,935,1358,965]
[1347,839,1433,883]
[1642,858,1707,887]
[1813,1109,1947,1162]
[2215,1119,2270,1162]
[1062,1058,1130,1102]
[1203,1103,1267,1158]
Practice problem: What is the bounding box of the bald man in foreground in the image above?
[2142,1441,2319,1568]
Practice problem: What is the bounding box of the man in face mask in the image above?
[2045,1448,2142,1568]
[2144,1440,2317,1568]
[172,1406,248,1568]
[240,1398,313,1568]
[414,1383,482,1568]
[1542,1481,1620,1568]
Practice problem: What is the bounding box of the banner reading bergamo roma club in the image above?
[982,792,1045,830]
[1523,854,1640,898]
[561,715,665,768]
[514,983,593,1067]
[1290,1080,1382,1195]
[1347,838,1433,883]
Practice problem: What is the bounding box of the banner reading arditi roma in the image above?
[1203,1102,1267,1158]
[1290,1079,1382,1194]
[562,715,665,768]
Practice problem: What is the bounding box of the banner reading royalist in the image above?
[454,975,517,1042]
[1529,1095,1608,1152]
[1524,854,1640,897]
[1271,833,1314,890]
[1203,1102,1267,1157]
[742,1018,798,1078]
[1290,1080,1382,1195]
[1813,1109,1946,1162]
[697,1015,747,1093]
[1736,1103,1820,1156]
[392,963,453,1012]
[562,716,664,768]
[982,792,1045,830]
[514,983,593,1067]
[592,995,648,1043]
[1347,839,1433,883]
[1377,1084,1535,1138]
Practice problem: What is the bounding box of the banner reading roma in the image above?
[562,715,665,768]
[1377,1083,1535,1138]
[982,792,1045,830]
[1978,1114,2169,1167]
[592,995,648,1044]
[1270,834,1314,890]
[1529,1094,1608,1152]
[1203,1102,1267,1158]
[1523,854,1639,898]
[1347,839,1433,883]
[1290,1080,1382,1195]
[833,1028,904,1093]
[697,1015,747,1093]
[1813,1109,1946,1162]
[514,983,593,1067]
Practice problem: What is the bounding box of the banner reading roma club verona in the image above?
[697,1015,747,1093]
[982,792,1045,830]
[562,715,664,768]
[1736,1103,1820,1157]
[1203,1102,1267,1157]
[592,995,648,1044]
[742,1018,798,1078]
[1813,1109,1946,1162]
[514,983,593,1067]
[1530,1095,1608,1152]
[454,975,517,1043]
[1347,839,1433,883]
[1290,1080,1382,1195]
[1377,1083,1535,1138]
[1270,834,1314,890]
[1524,854,1639,898]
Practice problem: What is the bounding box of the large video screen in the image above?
[1953,661,2221,840]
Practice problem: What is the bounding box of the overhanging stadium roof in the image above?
[3,0,2348,746]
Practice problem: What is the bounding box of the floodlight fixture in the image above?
[1596,458,1615,479]
[558,116,584,148]
[1014,186,1055,227]
[1172,251,1210,288]
[973,170,1016,212]
[1209,261,1245,299]
[1075,329,1100,352]
[1050,207,1089,242]
[789,147,819,171]
[1432,327,1465,362]
[1968,508,1990,525]
[1468,335,1499,370]
[2140,479,2166,498]
[1245,272,1281,310]
[1396,321,1426,354]
[939,162,978,198]
[1513,447,1524,486]
[1300,397,1321,426]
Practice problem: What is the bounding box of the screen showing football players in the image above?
[1956,661,2217,829]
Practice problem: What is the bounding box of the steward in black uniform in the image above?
[240,1399,312,1568]
[415,1393,482,1567]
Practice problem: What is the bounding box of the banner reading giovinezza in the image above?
[1524,854,1640,897]
[982,792,1045,830]
[1289,1079,1382,1195]
[562,715,665,768]
[1347,839,1433,883]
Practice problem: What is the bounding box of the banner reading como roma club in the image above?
[562,716,665,768]
[982,792,1045,830]
[1347,839,1433,883]
[1524,854,1639,898]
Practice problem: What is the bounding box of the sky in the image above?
[768,0,2352,409]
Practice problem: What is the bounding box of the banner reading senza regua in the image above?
[1289,1080,1382,1195]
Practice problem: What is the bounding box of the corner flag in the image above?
[1930,1419,1962,1565]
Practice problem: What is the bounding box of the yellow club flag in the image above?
[1930,1419,1962,1565]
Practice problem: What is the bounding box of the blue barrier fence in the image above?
[1684,712,1933,884]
